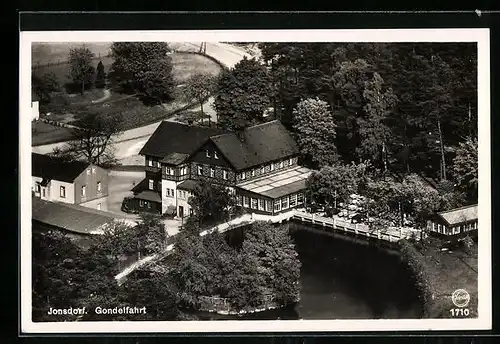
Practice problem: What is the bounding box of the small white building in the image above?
[32,101,40,121]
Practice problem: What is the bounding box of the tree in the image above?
[452,136,478,202]
[188,179,235,225]
[69,47,96,94]
[93,220,137,271]
[109,42,175,105]
[359,73,398,172]
[292,98,339,168]
[242,222,301,306]
[95,60,106,89]
[183,73,216,125]
[133,213,169,258]
[306,162,367,210]
[32,72,60,105]
[32,228,119,322]
[55,112,123,165]
[214,57,272,131]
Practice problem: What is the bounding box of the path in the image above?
[91,89,111,103]
[32,43,252,161]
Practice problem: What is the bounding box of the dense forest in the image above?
[215,43,478,206]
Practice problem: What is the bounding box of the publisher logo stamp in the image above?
[452,289,470,308]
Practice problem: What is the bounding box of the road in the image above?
[32,43,252,163]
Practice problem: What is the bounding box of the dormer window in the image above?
[206,150,211,158]
[198,165,203,175]
[214,151,219,159]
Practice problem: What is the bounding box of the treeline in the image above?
[213,43,478,205]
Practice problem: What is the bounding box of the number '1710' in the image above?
[450,308,470,317]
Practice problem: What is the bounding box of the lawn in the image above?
[32,120,76,146]
[32,42,112,66]
[32,50,223,144]
[413,238,478,318]
[33,52,221,87]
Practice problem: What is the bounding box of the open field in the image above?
[416,238,478,318]
[32,42,112,66]
[32,120,76,146]
[33,51,221,86]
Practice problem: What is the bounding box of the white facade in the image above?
[32,101,40,121]
[161,179,178,214]
[32,176,75,204]
[80,196,109,211]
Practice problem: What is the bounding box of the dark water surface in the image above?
[198,228,423,320]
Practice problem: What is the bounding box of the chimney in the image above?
[32,101,39,121]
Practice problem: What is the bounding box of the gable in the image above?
[139,121,227,158]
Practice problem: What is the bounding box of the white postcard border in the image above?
[20,28,491,333]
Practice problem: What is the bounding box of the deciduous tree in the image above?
[32,72,60,105]
[183,73,216,125]
[69,47,96,95]
[214,57,272,131]
[188,179,235,225]
[55,112,123,166]
[109,42,175,105]
[292,98,339,168]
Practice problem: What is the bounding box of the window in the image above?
[236,195,242,206]
[97,203,101,210]
[214,151,219,159]
[60,186,66,198]
[97,182,102,192]
[265,200,272,212]
[210,168,215,178]
[198,165,203,175]
[241,172,246,180]
[284,159,289,166]
[251,170,255,177]
[274,199,281,212]
[86,169,90,176]
[251,198,258,209]
[148,159,153,167]
[206,150,211,158]
[180,166,188,175]
[279,161,284,169]
[243,196,249,207]
[246,171,252,179]
[42,189,46,197]
[145,201,151,209]
[282,196,289,209]
[35,182,41,193]
[149,179,154,190]
[297,193,304,204]
[258,199,265,211]
[81,186,86,197]
[260,166,265,174]
[223,170,228,180]
[139,200,144,207]
[289,194,297,207]
[289,158,294,166]
[166,167,175,176]
[270,163,274,171]
[92,167,96,175]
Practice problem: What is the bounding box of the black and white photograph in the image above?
[20,29,491,333]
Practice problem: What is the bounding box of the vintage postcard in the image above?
[20,29,491,333]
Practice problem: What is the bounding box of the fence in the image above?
[198,293,286,315]
[32,53,112,70]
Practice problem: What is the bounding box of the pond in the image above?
[196,227,423,320]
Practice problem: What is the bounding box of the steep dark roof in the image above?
[210,120,299,171]
[139,121,226,158]
[161,152,190,165]
[32,153,90,183]
[32,196,118,234]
